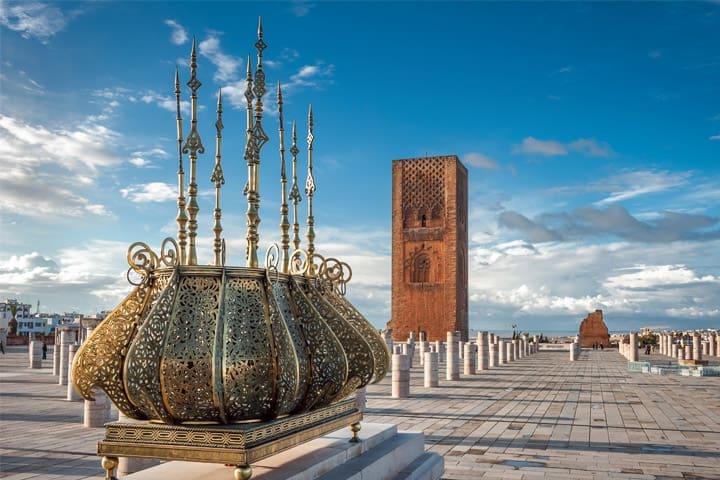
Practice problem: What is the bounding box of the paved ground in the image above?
[1,344,719,479]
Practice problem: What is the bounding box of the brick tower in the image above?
[389,155,468,342]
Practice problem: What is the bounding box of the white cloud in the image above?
[0,1,69,43]
[164,19,188,45]
[512,136,613,157]
[603,264,717,290]
[594,170,690,206]
[463,152,499,170]
[291,0,315,17]
[199,34,243,83]
[120,182,177,202]
[710,134,720,140]
[140,91,190,113]
[129,157,151,167]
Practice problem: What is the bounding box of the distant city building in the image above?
[389,155,469,342]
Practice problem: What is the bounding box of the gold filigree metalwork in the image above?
[73,19,389,431]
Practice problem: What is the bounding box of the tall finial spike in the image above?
[244,22,269,268]
[278,81,290,273]
[289,120,302,251]
[211,88,225,266]
[305,104,316,257]
[258,16,263,37]
[182,36,205,266]
[175,66,187,265]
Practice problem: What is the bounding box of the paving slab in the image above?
[2,345,720,479]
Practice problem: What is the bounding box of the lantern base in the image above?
[98,399,361,479]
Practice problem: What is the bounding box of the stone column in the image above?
[52,336,60,376]
[84,391,112,427]
[716,333,720,358]
[434,340,443,363]
[692,332,702,361]
[513,339,520,360]
[477,331,489,371]
[67,344,80,401]
[507,341,514,362]
[710,332,717,357]
[446,331,459,380]
[498,340,506,365]
[463,343,476,375]
[424,352,438,387]
[671,343,678,359]
[702,341,709,357]
[382,331,393,355]
[523,334,529,356]
[418,341,427,366]
[116,411,160,477]
[570,341,577,361]
[489,333,495,344]
[29,341,42,368]
[391,354,410,398]
[684,344,692,360]
[489,342,497,368]
[58,329,71,386]
[355,387,367,413]
[629,332,638,362]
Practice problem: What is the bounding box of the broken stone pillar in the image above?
[391,354,410,398]
[513,339,520,360]
[703,341,709,357]
[446,331,459,380]
[463,342,476,375]
[498,340,506,365]
[29,341,42,369]
[570,341,577,361]
[418,341,427,366]
[629,332,638,362]
[458,340,465,360]
[710,332,717,357]
[84,391,112,427]
[434,340,443,363]
[693,332,702,361]
[684,344,692,360]
[67,344,81,401]
[477,331,489,371]
[489,333,495,344]
[382,330,393,355]
[671,343,678,359]
[424,351,438,387]
[507,341,514,362]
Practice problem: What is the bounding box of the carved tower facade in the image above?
[390,155,468,342]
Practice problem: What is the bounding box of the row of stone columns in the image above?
[388,330,539,398]
[656,331,720,361]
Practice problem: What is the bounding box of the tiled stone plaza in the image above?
[2,344,719,479]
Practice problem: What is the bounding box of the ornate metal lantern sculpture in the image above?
[72,19,389,480]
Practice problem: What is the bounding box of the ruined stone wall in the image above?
[390,156,468,342]
[579,309,610,348]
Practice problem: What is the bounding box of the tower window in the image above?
[421,214,427,227]
[412,254,430,283]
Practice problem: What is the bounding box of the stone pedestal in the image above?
[434,340,443,363]
[710,332,717,357]
[117,412,160,477]
[489,333,495,344]
[498,340,505,365]
[29,341,42,369]
[507,341,514,362]
[382,331,393,356]
[446,332,459,381]
[489,343,497,368]
[67,344,80,401]
[513,339,520,360]
[355,387,367,413]
[570,342,577,361]
[84,391,112,428]
[392,354,410,398]
[477,331,488,371]
[685,344,692,361]
[671,343,678,358]
[424,352,438,387]
[458,341,464,360]
[463,342,476,375]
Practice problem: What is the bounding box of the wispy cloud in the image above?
[710,134,720,140]
[0,1,73,43]
[120,182,176,202]
[463,152,499,170]
[594,170,690,206]
[164,19,188,45]
[291,0,315,17]
[199,34,243,83]
[513,136,614,157]
[497,211,562,243]
[140,91,190,114]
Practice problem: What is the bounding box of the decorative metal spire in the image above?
[278,82,291,273]
[174,66,188,265]
[182,36,205,266]
[211,89,225,266]
[244,17,269,268]
[289,120,302,251]
[305,104,316,256]
[243,54,253,200]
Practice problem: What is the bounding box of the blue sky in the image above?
[1,1,719,334]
